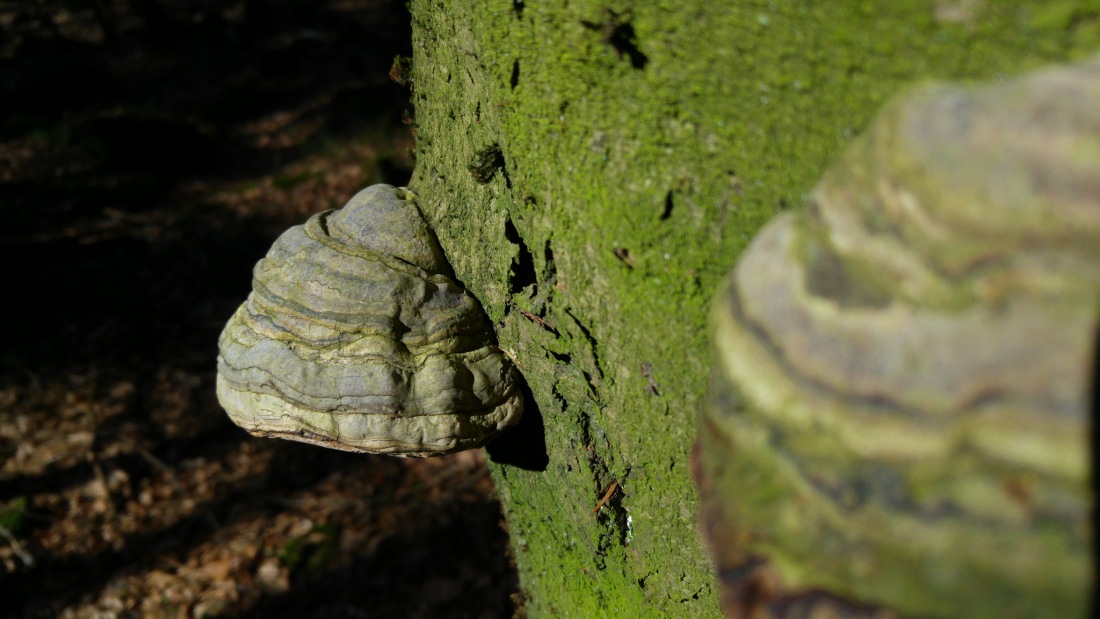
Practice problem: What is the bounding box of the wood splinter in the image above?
[593,480,619,513]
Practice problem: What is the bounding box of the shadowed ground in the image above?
[0,1,521,617]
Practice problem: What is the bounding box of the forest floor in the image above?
[0,1,521,617]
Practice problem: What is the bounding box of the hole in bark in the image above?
[543,239,557,283]
[510,59,520,89]
[660,190,673,220]
[504,219,536,294]
[609,21,647,69]
[468,143,504,184]
[581,10,648,70]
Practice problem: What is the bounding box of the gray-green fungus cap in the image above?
[217,184,523,457]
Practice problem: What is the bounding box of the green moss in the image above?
[407,0,1095,616]
[278,523,341,576]
[0,496,28,537]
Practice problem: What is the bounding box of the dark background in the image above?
[0,1,521,617]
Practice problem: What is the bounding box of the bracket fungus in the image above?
[695,57,1099,618]
[216,184,523,457]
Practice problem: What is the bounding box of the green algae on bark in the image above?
[406,0,1098,616]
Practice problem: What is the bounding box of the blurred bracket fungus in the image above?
[216,184,523,457]
[695,56,1100,618]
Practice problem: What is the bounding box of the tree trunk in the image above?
[406,1,1093,616]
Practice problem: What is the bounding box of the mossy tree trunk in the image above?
[406,1,1095,616]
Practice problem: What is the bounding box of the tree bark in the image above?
[406,1,1093,616]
